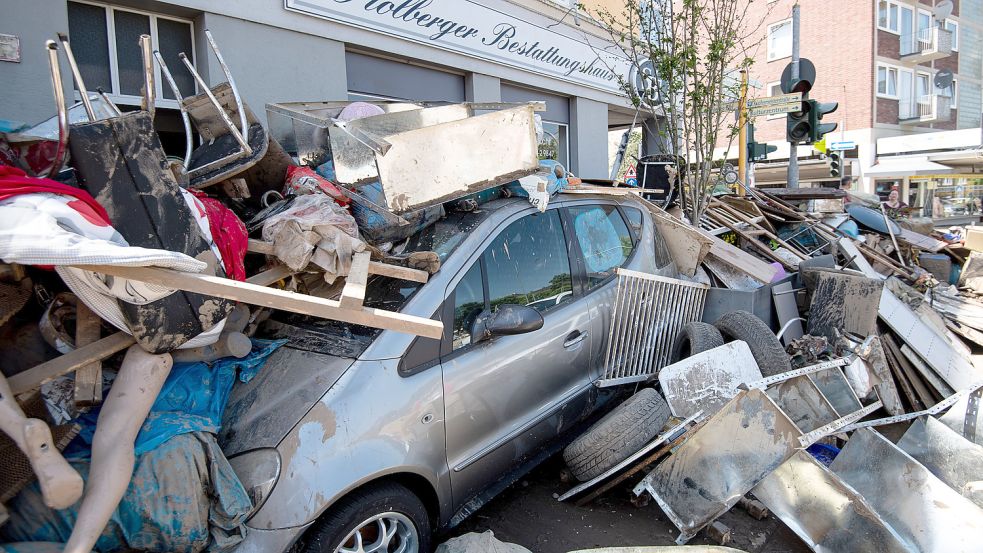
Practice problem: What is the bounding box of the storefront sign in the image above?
[285,0,630,94]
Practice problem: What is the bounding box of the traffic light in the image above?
[809,101,839,143]
[747,124,778,161]
[786,100,813,144]
[826,151,842,178]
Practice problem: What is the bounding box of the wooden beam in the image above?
[246,264,295,287]
[73,264,444,339]
[340,252,370,310]
[10,332,135,396]
[706,209,795,270]
[247,238,275,255]
[248,240,429,284]
[72,302,103,406]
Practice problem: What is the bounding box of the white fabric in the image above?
[0,193,226,349]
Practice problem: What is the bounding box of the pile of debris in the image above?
[553,182,983,551]
[0,29,567,552]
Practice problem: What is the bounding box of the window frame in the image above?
[767,18,793,62]
[877,0,901,34]
[945,19,959,51]
[539,120,570,170]
[916,71,932,105]
[916,8,934,44]
[876,64,900,99]
[67,0,196,110]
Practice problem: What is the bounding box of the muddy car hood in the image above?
[220,346,354,456]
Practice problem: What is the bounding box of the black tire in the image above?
[671,321,725,363]
[300,482,431,553]
[563,388,671,482]
[713,310,791,377]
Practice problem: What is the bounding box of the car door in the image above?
[440,207,593,505]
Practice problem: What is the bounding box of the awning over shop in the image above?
[866,156,952,178]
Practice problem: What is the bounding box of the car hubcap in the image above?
[337,512,418,553]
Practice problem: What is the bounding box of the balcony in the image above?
[900,26,953,64]
[899,94,952,125]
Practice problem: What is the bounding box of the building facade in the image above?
[0,0,640,179]
[740,0,982,202]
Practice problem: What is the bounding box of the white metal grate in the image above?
[598,268,709,387]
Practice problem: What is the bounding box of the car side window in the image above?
[621,206,643,242]
[568,205,634,288]
[484,210,573,314]
[452,262,484,351]
[622,204,673,269]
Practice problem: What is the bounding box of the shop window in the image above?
[767,19,792,61]
[539,121,570,169]
[66,1,195,107]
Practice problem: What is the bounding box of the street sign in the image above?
[829,140,856,151]
[748,92,802,117]
[624,164,638,187]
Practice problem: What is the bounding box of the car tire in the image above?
[671,321,725,363]
[713,310,791,377]
[300,482,431,553]
[563,388,671,482]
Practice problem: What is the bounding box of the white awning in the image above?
[866,156,953,178]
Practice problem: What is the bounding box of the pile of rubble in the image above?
[552,182,983,551]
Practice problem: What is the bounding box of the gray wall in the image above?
[569,96,609,179]
[0,0,72,124]
[198,13,347,124]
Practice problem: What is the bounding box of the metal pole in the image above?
[788,3,800,188]
[738,69,749,193]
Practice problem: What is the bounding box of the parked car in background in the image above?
[220,192,675,553]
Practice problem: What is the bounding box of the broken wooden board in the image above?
[703,257,763,290]
[807,271,884,340]
[74,265,444,339]
[248,240,429,284]
[880,333,927,411]
[899,228,946,253]
[704,233,779,285]
[72,302,103,406]
[9,332,136,396]
[339,251,370,309]
[649,209,713,277]
[879,288,983,392]
[900,344,956,398]
[837,237,881,278]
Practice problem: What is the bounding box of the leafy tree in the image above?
[587,0,771,223]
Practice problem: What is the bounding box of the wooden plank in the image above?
[897,227,946,253]
[10,332,135,396]
[72,302,103,406]
[247,238,274,255]
[704,233,779,284]
[74,264,444,339]
[711,199,806,259]
[766,187,846,201]
[648,208,713,277]
[945,319,983,348]
[340,251,371,310]
[706,209,795,270]
[703,257,763,290]
[247,264,295,287]
[837,238,881,278]
[880,333,925,412]
[368,261,428,284]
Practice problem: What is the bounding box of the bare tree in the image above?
[588,0,771,223]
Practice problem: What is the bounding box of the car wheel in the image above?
[713,310,791,377]
[671,321,725,363]
[300,482,431,553]
[563,388,671,482]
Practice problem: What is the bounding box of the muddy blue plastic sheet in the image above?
[1,432,250,553]
[64,338,286,459]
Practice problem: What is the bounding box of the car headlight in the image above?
[227,448,281,518]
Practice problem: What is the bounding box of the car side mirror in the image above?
[471,304,544,344]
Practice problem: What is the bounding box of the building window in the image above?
[878,1,900,33]
[539,121,569,170]
[877,65,898,98]
[917,9,933,43]
[66,1,195,108]
[916,72,931,104]
[942,79,957,104]
[767,19,792,61]
[945,19,959,51]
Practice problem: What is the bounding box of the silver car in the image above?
[222,192,674,553]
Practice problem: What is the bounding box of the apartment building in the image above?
[0,0,639,178]
[741,0,981,204]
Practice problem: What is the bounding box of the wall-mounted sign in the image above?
[285,0,630,94]
[0,34,21,63]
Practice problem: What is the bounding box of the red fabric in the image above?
[284,165,350,207]
[187,189,248,281]
[0,165,112,225]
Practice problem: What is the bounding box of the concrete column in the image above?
[197,13,348,125]
[569,96,608,178]
[0,0,71,124]
[465,73,500,103]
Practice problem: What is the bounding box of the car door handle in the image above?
[563,331,588,348]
